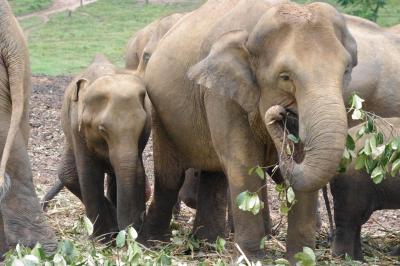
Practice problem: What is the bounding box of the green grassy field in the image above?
[9,0,52,16]
[21,0,204,75]
[16,0,400,76]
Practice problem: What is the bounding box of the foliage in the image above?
[9,0,53,16]
[335,0,387,22]
[340,93,400,184]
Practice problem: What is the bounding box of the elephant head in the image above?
[189,2,357,192]
[73,73,150,230]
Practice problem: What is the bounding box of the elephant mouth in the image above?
[277,109,305,164]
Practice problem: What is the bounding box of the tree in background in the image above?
[336,0,387,22]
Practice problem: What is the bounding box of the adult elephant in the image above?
[125,13,185,71]
[53,54,151,238]
[142,0,357,261]
[0,0,56,256]
[342,16,400,122]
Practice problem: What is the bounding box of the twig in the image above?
[234,243,251,266]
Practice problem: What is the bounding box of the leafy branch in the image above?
[340,93,400,184]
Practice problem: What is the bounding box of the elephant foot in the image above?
[137,230,171,247]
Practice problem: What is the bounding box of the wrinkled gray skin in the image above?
[125,13,185,71]
[330,118,400,260]
[0,0,57,257]
[143,0,357,261]
[57,54,151,239]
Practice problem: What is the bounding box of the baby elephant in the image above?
[331,118,400,260]
[57,54,151,240]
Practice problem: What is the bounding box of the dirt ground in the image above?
[30,75,400,263]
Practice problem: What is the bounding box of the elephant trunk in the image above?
[265,85,347,192]
[112,151,146,231]
[0,2,30,201]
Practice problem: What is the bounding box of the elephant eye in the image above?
[143,52,151,64]
[279,73,290,81]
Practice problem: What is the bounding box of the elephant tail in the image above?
[41,180,64,210]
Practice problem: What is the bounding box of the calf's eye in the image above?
[279,73,290,81]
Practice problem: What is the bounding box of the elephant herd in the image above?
[1,0,400,264]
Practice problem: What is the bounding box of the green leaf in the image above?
[337,157,350,173]
[371,165,384,184]
[255,166,265,180]
[280,204,290,215]
[376,132,384,145]
[275,258,290,265]
[366,117,376,133]
[354,154,366,170]
[391,158,400,177]
[356,125,366,139]
[31,243,45,261]
[361,139,372,156]
[288,134,299,143]
[365,157,377,174]
[370,135,377,152]
[215,237,226,253]
[294,246,316,266]
[128,226,138,241]
[53,253,67,266]
[351,109,363,120]
[236,191,264,215]
[372,145,385,160]
[391,138,400,150]
[83,216,93,236]
[349,93,364,110]
[346,134,355,150]
[116,230,126,248]
[287,187,295,204]
[260,236,267,249]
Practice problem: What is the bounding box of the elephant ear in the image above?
[188,30,259,113]
[72,78,89,102]
[71,78,89,131]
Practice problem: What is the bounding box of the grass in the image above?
[9,0,53,16]
[22,0,204,76]
[295,0,400,26]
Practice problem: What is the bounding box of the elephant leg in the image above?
[315,196,322,231]
[286,190,318,263]
[226,182,271,235]
[193,171,227,242]
[227,190,234,233]
[0,127,57,254]
[73,140,118,241]
[140,111,185,244]
[205,97,266,260]
[353,225,363,260]
[0,212,8,258]
[332,223,360,259]
[260,183,272,236]
[58,147,81,200]
[105,173,117,208]
[179,168,200,210]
